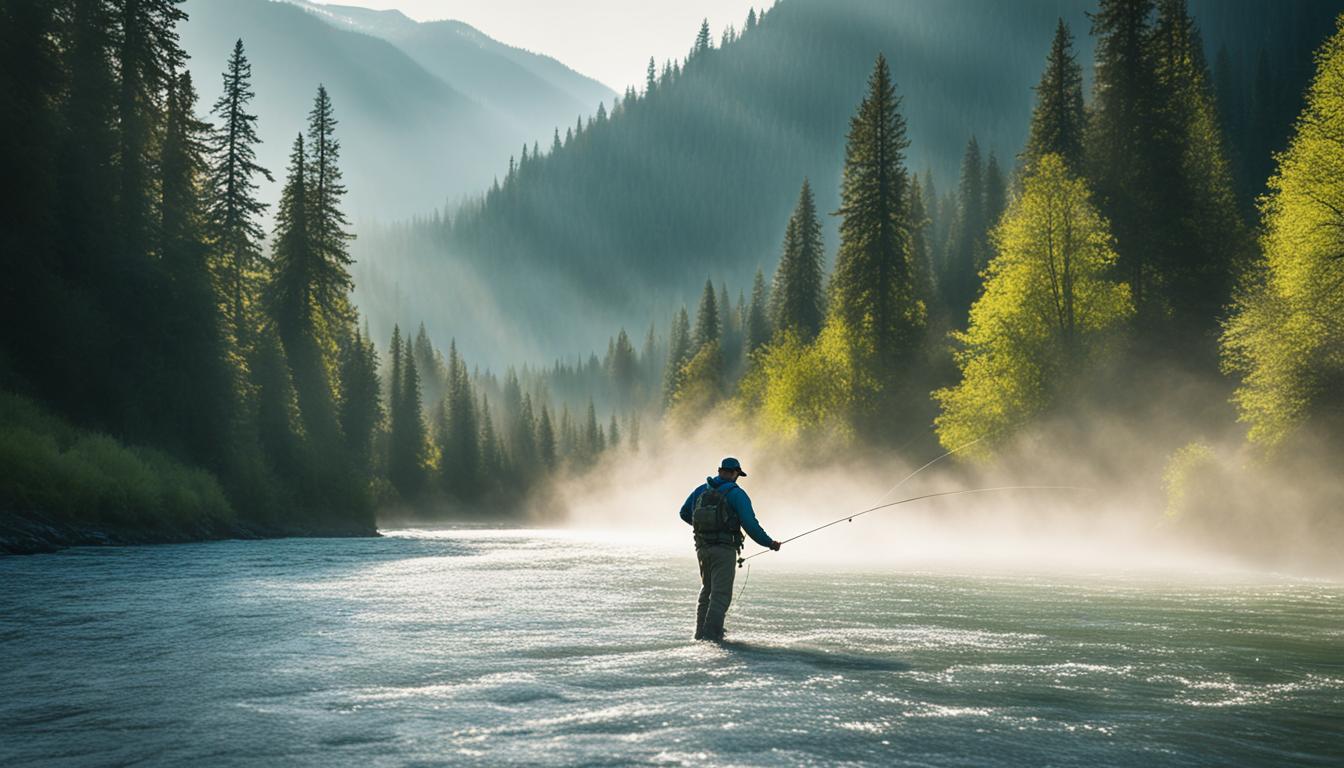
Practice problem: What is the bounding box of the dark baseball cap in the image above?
[719,457,747,476]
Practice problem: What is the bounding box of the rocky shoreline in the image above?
[0,510,379,555]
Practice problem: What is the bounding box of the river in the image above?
[1,529,1340,766]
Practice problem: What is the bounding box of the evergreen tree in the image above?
[607,413,621,449]
[1023,19,1087,172]
[206,39,272,351]
[583,400,602,457]
[945,136,985,319]
[479,393,503,484]
[303,84,355,350]
[438,340,479,499]
[908,175,935,305]
[338,325,381,476]
[1087,0,1160,316]
[693,278,720,350]
[1149,0,1249,338]
[770,179,826,340]
[1,0,62,392]
[983,150,1006,230]
[116,0,188,262]
[157,68,233,466]
[513,393,539,475]
[536,402,557,470]
[694,19,713,55]
[389,333,426,499]
[829,54,924,409]
[609,328,638,406]
[745,267,772,353]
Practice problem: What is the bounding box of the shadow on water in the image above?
[717,640,912,673]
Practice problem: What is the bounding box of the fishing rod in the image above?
[738,485,1089,567]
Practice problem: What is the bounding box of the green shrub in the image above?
[0,392,234,529]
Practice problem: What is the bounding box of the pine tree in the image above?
[607,413,621,449]
[389,333,426,499]
[745,267,772,353]
[663,306,691,407]
[513,392,539,476]
[536,402,557,470]
[609,328,638,406]
[1024,19,1087,172]
[479,393,503,485]
[116,0,188,262]
[157,69,233,466]
[438,340,479,499]
[338,325,381,475]
[693,279,720,350]
[983,150,1007,231]
[907,176,934,305]
[1087,0,1160,315]
[1,0,62,391]
[694,19,713,55]
[945,136,985,319]
[829,54,925,422]
[1149,0,1249,338]
[583,400,602,457]
[303,84,355,349]
[206,39,272,351]
[770,179,826,340]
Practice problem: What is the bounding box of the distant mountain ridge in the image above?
[350,0,1343,370]
[178,0,614,220]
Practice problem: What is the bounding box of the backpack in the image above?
[691,482,743,549]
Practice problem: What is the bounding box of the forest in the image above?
[2,0,1342,568]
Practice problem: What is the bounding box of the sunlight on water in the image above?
[2,530,1341,766]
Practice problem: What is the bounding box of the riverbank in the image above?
[0,509,378,555]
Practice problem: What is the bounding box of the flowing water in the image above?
[1,529,1341,767]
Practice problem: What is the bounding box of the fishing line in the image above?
[737,485,1089,566]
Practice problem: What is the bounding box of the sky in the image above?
[312,0,762,92]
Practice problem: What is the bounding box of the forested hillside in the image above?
[356,0,1340,368]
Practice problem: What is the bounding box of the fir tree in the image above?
[694,19,713,55]
[1024,19,1087,172]
[206,39,272,350]
[770,179,826,340]
[983,150,1007,231]
[693,279,720,350]
[945,136,985,319]
[745,267,772,353]
[1087,0,1160,315]
[116,0,188,262]
[829,54,925,421]
[157,68,233,466]
[389,333,426,499]
[536,402,557,470]
[338,325,381,475]
[303,85,355,347]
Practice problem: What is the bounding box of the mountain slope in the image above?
[352,0,1342,368]
[179,0,613,220]
[291,2,613,139]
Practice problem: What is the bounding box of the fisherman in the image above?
[679,457,780,641]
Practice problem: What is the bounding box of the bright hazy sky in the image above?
[313,0,762,92]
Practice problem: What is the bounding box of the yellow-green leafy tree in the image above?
[735,317,873,442]
[935,154,1132,451]
[1221,18,1344,449]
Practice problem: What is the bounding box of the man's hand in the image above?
[770,540,782,551]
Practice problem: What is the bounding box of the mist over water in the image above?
[3,532,1340,767]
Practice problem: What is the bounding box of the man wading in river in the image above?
[679,457,781,641]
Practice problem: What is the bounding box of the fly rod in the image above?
[738,485,1089,566]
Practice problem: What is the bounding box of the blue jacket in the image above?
[679,476,773,547]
